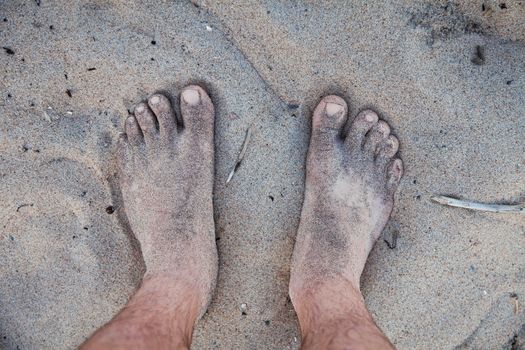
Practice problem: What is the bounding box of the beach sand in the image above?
[1,1,524,349]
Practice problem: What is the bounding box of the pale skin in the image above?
[80,86,402,350]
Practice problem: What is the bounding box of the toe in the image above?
[376,135,399,166]
[179,85,215,142]
[310,95,348,153]
[117,133,131,172]
[344,109,379,151]
[134,103,158,143]
[125,116,143,146]
[386,158,403,195]
[363,120,390,158]
[148,94,177,139]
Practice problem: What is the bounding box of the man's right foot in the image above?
[289,95,402,347]
[117,86,218,317]
[80,86,217,350]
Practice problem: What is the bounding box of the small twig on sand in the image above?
[431,195,525,214]
[226,126,253,184]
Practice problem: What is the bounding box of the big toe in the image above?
[180,85,215,143]
[310,95,348,154]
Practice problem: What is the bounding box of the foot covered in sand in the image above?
[289,95,402,346]
[117,85,218,316]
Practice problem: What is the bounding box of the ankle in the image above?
[81,274,200,350]
[291,279,394,349]
[135,273,202,321]
[291,277,366,333]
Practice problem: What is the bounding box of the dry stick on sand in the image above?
[431,195,525,214]
[226,125,253,184]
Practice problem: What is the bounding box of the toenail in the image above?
[325,102,344,117]
[182,88,200,106]
[150,96,160,105]
[364,111,378,123]
[378,122,390,134]
[135,104,145,113]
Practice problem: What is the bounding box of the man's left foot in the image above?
[289,95,401,348]
[290,95,402,297]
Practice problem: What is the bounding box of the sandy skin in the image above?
[290,95,402,349]
[80,86,218,350]
[81,89,402,350]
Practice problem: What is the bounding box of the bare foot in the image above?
[289,95,402,348]
[117,85,218,316]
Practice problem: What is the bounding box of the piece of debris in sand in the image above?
[240,303,247,315]
[228,112,240,120]
[383,227,398,249]
[511,293,520,315]
[431,195,525,214]
[43,105,54,122]
[3,46,15,55]
[226,126,253,184]
[471,45,485,65]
